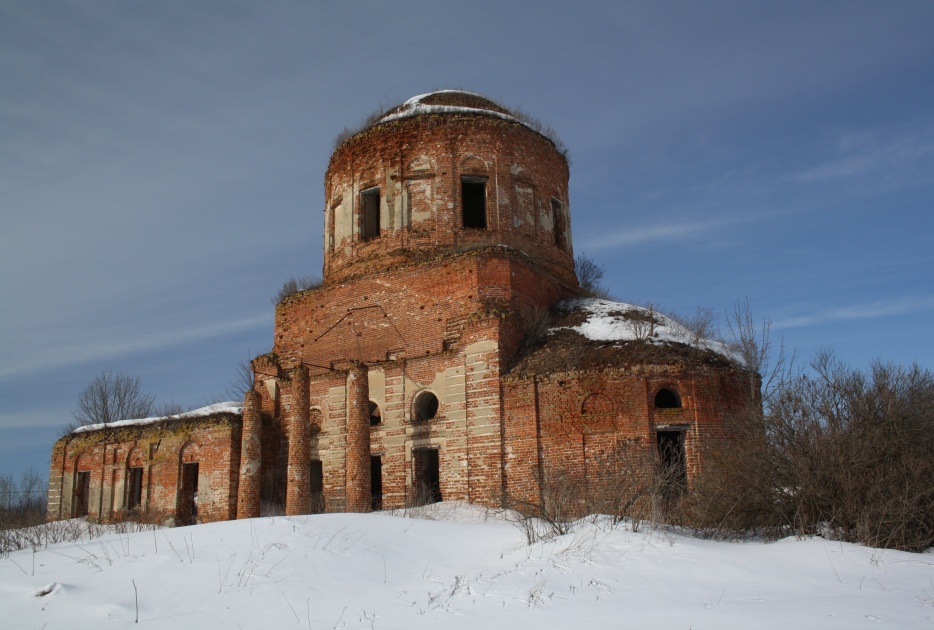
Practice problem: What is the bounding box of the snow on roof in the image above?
[72,401,243,434]
[557,298,743,365]
[377,91,520,125]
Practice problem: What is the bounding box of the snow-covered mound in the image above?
[73,401,242,434]
[557,298,742,364]
[2,504,930,629]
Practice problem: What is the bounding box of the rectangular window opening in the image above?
[461,178,487,229]
[551,198,567,250]
[370,455,383,511]
[127,466,143,510]
[361,187,380,241]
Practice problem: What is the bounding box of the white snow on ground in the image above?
[73,402,242,434]
[2,503,931,629]
[558,298,742,364]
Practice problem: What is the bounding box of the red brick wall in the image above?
[323,113,576,288]
[48,414,241,525]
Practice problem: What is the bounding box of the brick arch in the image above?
[179,440,200,463]
[74,452,92,471]
[459,154,490,174]
[511,163,534,184]
[126,446,143,468]
[581,392,614,415]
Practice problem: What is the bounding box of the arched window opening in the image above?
[369,401,382,426]
[655,388,682,409]
[413,391,439,422]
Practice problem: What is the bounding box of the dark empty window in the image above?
[413,391,439,422]
[655,388,682,408]
[461,177,486,229]
[126,466,143,510]
[551,198,567,250]
[369,401,382,426]
[361,187,380,240]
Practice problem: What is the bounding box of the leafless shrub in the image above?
[667,306,717,347]
[260,500,285,517]
[507,442,692,544]
[332,99,404,150]
[154,400,184,417]
[510,107,571,162]
[574,253,605,294]
[272,274,322,304]
[627,304,657,341]
[1,512,159,558]
[685,351,934,551]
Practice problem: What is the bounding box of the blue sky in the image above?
[2,1,933,478]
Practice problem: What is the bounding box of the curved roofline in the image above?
[330,90,569,160]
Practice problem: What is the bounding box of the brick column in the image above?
[236,389,262,519]
[345,362,371,512]
[286,365,311,515]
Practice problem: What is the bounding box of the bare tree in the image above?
[574,253,605,293]
[722,298,796,405]
[226,352,256,400]
[68,371,155,432]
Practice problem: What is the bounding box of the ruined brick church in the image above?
[47,91,752,525]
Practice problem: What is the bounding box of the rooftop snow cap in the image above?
[376,90,518,125]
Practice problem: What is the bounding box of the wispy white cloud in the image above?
[584,218,728,249]
[774,296,934,329]
[789,124,934,185]
[0,313,270,381]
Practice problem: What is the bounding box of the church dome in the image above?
[322,91,576,287]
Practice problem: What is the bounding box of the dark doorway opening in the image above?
[310,460,324,514]
[656,430,687,493]
[74,471,90,517]
[413,448,441,505]
[370,455,383,511]
[461,178,486,229]
[178,462,199,526]
[126,467,143,510]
